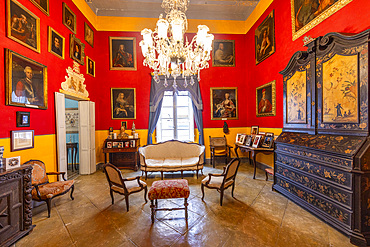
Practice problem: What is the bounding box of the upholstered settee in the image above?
[139,140,205,179]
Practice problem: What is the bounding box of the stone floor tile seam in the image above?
[273,195,290,247]
[54,202,77,245]
[243,183,267,215]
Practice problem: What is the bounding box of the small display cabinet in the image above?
[102,138,140,171]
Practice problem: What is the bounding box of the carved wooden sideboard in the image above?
[0,165,34,246]
[276,30,370,246]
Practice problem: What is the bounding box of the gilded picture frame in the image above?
[6,49,48,109]
[63,3,76,34]
[291,0,353,41]
[48,27,65,60]
[70,34,85,65]
[30,0,49,16]
[111,88,136,120]
[85,22,94,48]
[255,10,275,65]
[86,56,95,77]
[256,80,276,117]
[212,40,235,67]
[210,87,238,120]
[109,37,137,71]
[7,0,40,53]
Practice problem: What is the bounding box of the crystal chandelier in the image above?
[139,0,214,86]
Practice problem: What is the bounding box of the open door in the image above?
[55,92,67,179]
[79,101,96,174]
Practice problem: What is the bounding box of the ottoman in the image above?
[148,179,190,223]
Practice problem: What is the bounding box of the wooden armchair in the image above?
[209,135,232,168]
[103,163,147,211]
[24,160,75,218]
[201,158,241,206]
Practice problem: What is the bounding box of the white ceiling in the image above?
[85,0,260,21]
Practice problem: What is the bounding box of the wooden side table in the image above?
[66,143,78,171]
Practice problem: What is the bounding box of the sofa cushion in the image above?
[181,157,200,167]
[139,141,205,160]
[162,158,181,168]
[145,158,164,168]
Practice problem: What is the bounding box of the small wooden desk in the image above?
[66,143,78,171]
[234,143,274,179]
[102,138,140,171]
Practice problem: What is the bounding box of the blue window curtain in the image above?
[146,75,204,145]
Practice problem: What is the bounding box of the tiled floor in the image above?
[16,161,356,247]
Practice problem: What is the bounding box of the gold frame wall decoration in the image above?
[255,10,275,65]
[256,80,276,117]
[291,0,353,41]
[109,37,137,71]
[84,22,94,48]
[212,40,235,67]
[63,2,76,34]
[30,0,49,16]
[7,0,41,53]
[111,88,136,120]
[70,34,85,65]
[210,87,238,120]
[86,56,95,77]
[48,27,65,60]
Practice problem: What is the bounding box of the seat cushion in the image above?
[148,179,190,200]
[111,180,147,194]
[32,180,74,199]
[214,150,227,155]
[162,158,182,169]
[202,176,234,189]
[145,159,164,168]
[181,157,200,167]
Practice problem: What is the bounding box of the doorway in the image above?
[65,98,80,179]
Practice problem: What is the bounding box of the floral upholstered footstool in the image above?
[148,179,190,223]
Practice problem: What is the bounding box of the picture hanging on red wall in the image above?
[255,10,275,65]
[30,0,49,16]
[212,40,235,67]
[70,34,85,65]
[5,49,48,109]
[48,27,65,60]
[111,88,136,119]
[109,37,137,71]
[85,22,94,47]
[86,56,95,77]
[291,0,353,41]
[210,87,238,120]
[63,2,76,34]
[256,80,276,117]
[7,0,40,53]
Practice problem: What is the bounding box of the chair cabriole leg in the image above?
[144,187,148,203]
[70,184,75,200]
[201,184,205,200]
[46,199,52,218]
[220,189,224,206]
[125,195,130,212]
[150,200,155,223]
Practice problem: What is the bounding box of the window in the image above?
[156,91,194,143]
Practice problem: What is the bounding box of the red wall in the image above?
[92,31,248,130]
[0,0,97,138]
[245,0,370,128]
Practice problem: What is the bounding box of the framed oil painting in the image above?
[111,88,136,119]
[287,70,307,123]
[255,10,275,65]
[30,0,49,16]
[109,37,137,71]
[7,0,40,53]
[16,111,30,127]
[48,27,65,60]
[11,130,34,151]
[86,56,95,77]
[291,0,353,41]
[6,49,48,109]
[85,22,94,47]
[121,121,127,129]
[210,87,238,120]
[212,40,235,67]
[256,80,276,117]
[251,126,259,135]
[322,54,358,123]
[70,34,85,65]
[63,3,76,34]
[65,108,79,133]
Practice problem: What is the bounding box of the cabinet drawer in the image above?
[276,152,352,188]
[276,163,352,208]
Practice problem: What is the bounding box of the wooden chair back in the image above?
[224,158,241,181]
[25,160,49,186]
[104,163,127,190]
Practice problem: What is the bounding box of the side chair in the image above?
[24,160,75,218]
[201,158,241,206]
[103,163,147,211]
[209,135,232,168]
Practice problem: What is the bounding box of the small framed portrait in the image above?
[109,127,113,133]
[251,126,259,135]
[111,88,136,119]
[11,130,34,151]
[212,40,235,67]
[85,22,94,47]
[130,140,136,147]
[121,121,127,129]
[63,3,76,33]
[109,37,137,71]
[86,56,95,77]
[7,0,41,53]
[252,135,262,148]
[112,142,119,148]
[70,34,85,65]
[255,10,275,65]
[256,80,276,117]
[125,142,129,148]
[30,0,49,16]
[106,142,112,148]
[235,133,244,145]
[16,111,30,127]
[261,132,274,148]
[118,142,123,148]
[48,27,65,60]
[245,135,253,146]
[5,156,21,170]
[6,49,48,109]
[211,87,238,120]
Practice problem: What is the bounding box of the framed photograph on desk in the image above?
[252,135,262,148]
